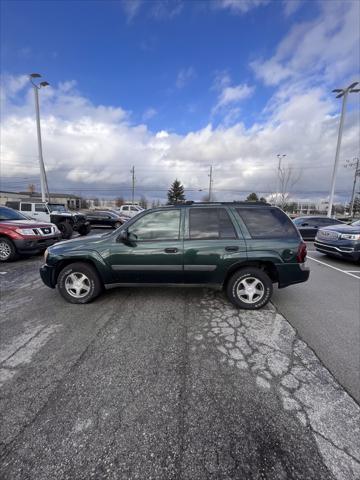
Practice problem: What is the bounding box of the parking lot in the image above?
[0,231,359,480]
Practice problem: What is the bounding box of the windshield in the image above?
[0,207,28,221]
[351,220,360,226]
[48,204,67,213]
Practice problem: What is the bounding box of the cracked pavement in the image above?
[0,256,359,479]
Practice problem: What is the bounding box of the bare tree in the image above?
[276,165,301,209]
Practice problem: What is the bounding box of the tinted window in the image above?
[129,210,180,241]
[35,204,47,212]
[122,206,129,211]
[20,203,31,212]
[0,207,28,221]
[237,207,297,238]
[189,208,236,240]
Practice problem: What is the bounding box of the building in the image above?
[0,190,83,210]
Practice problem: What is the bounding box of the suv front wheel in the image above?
[226,267,273,310]
[58,262,102,304]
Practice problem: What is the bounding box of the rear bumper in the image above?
[40,264,57,288]
[276,263,310,288]
[14,236,61,254]
[314,241,360,261]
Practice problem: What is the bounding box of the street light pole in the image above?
[30,73,50,202]
[327,82,359,218]
[208,165,213,202]
[345,157,360,218]
[276,154,286,206]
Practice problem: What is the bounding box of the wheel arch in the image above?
[54,257,104,284]
[223,260,279,288]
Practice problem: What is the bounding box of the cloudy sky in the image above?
[1,0,359,203]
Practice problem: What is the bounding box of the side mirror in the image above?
[118,229,128,243]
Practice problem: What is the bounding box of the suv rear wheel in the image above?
[58,262,102,304]
[0,237,18,262]
[226,267,273,310]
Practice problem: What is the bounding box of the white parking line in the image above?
[307,256,360,280]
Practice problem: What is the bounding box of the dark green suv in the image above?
[40,202,309,309]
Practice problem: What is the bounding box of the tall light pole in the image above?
[276,154,286,206]
[327,82,359,218]
[345,157,360,218]
[130,166,135,204]
[208,165,213,201]
[29,73,50,202]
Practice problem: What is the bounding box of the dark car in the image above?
[314,220,360,261]
[86,210,125,229]
[0,206,61,262]
[40,202,309,309]
[293,216,344,240]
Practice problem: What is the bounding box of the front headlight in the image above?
[340,233,360,240]
[15,228,35,235]
[44,248,49,263]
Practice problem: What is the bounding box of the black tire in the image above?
[57,262,103,304]
[78,224,91,236]
[0,237,18,262]
[114,221,122,229]
[57,221,73,239]
[226,267,273,310]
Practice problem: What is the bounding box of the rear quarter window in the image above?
[236,207,298,239]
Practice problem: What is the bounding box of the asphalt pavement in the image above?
[272,242,360,403]
[0,235,360,480]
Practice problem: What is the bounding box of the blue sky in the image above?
[1,0,359,202]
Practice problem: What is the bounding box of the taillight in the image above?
[297,242,307,263]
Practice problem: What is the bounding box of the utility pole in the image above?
[328,82,359,218]
[345,157,360,217]
[29,73,50,202]
[208,165,213,202]
[131,166,135,204]
[276,154,286,206]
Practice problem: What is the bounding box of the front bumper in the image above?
[40,264,57,288]
[314,240,360,261]
[14,236,61,254]
[276,262,310,288]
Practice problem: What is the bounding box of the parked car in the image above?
[0,206,61,262]
[115,204,144,218]
[40,202,309,308]
[314,220,360,261]
[6,201,91,239]
[292,216,344,240]
[86,210,126,229]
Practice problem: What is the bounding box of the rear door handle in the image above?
[225,246,239,252]
[164,248,178,253]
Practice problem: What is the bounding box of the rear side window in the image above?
[236,208,298,239]
[20,203,32,212]
[189,208,237,239]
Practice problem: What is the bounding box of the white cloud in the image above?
[121,0,143,22]
[1,75,358,203]
[283,0,302,17]
[176,67,196,88]
[142,107,157,121]
[251,1,360,86]
[215,0,270,14]
[216,84,254,108]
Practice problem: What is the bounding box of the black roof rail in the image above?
[166,201,270,206]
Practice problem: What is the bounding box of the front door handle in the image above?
[225,246,239,252]
[164,248,178,253]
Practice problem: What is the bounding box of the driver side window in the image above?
[128,210,181,241]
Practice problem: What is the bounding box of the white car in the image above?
[115,204,144,218]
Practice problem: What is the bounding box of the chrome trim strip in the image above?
[112,264,183,271]
[184,265,217,272]
[314,241,354,253]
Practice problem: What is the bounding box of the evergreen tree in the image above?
[167,179,185,204]
[246,192,259,201]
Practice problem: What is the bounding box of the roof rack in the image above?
[168,201,270,206]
